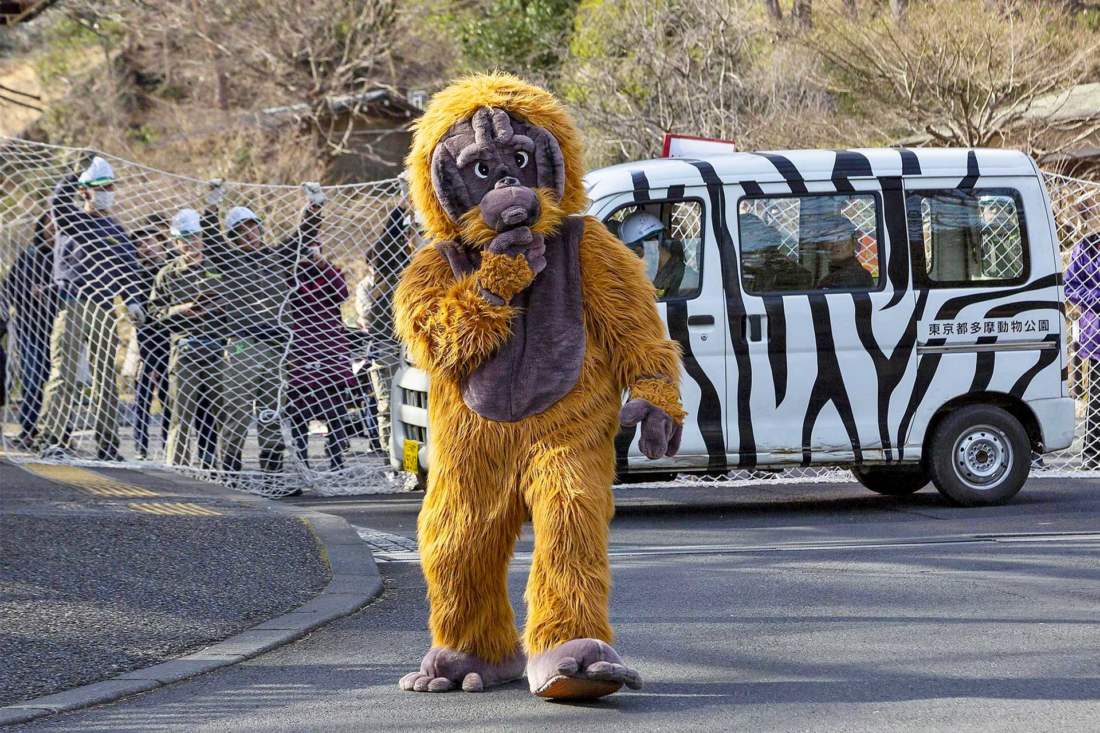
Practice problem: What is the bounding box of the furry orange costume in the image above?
[395,74,685,699]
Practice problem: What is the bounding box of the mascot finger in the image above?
[619,399,651,429]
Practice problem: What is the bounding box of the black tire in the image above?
[927,405,1031,507]
[851,465,929,496]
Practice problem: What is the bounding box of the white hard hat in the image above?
[226,205,262,232]
[78,156,115,187]
[620,211,664,246]
[170,208,201,238]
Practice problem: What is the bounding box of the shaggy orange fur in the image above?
[476,252,535,302]
[629,378,689,423]
[394,75,685,665]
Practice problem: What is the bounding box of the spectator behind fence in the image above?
[213,183,325,480]
[149,198,226,470]
[131,216,171,460]
[37,156,145,461]
[354,205,413,455]
[285,230,353,473]
[0,212,62,449]
[1065,225,1100,469]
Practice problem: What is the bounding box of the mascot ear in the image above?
[531,127,566,202]
[431,143,473,223]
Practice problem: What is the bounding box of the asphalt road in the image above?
[0,460,329,707]
[14,477,1100,732]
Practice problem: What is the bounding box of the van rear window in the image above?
[906,188,1028,287]
[737,193,882,294]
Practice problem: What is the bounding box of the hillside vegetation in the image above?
[2,0,1099,179]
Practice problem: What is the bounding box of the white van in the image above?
[392,148,1074,506]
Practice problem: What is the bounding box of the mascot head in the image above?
[406,73,587,246]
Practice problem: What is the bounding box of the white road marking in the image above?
[360,530,1100,564]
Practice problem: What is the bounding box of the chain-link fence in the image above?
[0,137,411,496]
[2,136,1099,495]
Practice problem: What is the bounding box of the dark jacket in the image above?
[817,256,874,290]
[210,205,320,342]
[287,258,353,391]
[135,256,172,368]
[49,174,141,305]
[0,218,61,339]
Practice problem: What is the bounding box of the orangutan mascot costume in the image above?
[395,73,685,700]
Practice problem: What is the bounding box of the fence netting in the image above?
[1,136,1099,495]
[0,137,410,496]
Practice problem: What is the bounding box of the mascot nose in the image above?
[495,176,519,189]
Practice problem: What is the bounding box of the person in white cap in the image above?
[205,181,326,487]
[148,193,227,470]
[37,155,145,461]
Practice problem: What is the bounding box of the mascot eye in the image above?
[474,162,490,179]
[515,151,529,168]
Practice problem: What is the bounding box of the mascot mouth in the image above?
[459,187,564,248]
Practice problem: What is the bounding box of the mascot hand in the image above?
[487,226,547,275]
[619,399,683,459]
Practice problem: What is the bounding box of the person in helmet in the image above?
[207,182,325,485]
[37,155,145,461]
[148,200,226,470]
[619,210,687,298]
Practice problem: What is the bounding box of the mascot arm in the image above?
[394,245,516,380]
[580,216,687,458]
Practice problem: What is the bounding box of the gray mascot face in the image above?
[430,106,566,231]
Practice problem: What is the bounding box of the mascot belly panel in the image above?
[394,73,686,700]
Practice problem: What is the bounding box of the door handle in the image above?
[741,314,765,342]
[687,314,715,326]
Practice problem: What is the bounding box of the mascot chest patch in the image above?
[438,216,586,422]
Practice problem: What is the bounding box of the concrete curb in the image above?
[0,500,382,727]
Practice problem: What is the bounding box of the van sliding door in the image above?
[728,178,917,466]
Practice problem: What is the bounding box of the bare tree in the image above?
[792,0,813,28]
[564,0,843,165]
[813,0,1100,152]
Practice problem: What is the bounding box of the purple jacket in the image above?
[286,259,353,390]
[1065,233,1100,360]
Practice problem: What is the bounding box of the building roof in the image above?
[584,148,1039,201]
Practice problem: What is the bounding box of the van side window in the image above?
[605,199,704,300]
[907,188,1028,287]
[737,193,882,294]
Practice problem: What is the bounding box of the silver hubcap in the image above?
[953,424,1012,490]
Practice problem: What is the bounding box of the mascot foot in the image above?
[527,639,642,700]
[399,645,525,693]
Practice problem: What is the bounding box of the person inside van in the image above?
[740,213,812,293]
[619,210,692,297]
[814,214,874,290]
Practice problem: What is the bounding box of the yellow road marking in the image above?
[128,502,222,517]
[19,463,159,497]
[18,463,221,517]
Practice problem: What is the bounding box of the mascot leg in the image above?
[522,433,643,699]
[399,442,527,693]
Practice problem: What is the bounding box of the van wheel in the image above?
[851,466,928,496]
[927,405,1030,507]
